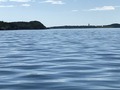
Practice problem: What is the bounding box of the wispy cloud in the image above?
[40,0,65,5]
[21,3,30,7]
[0,0,7,2]
[89,6,115,11]
[0,5,14,7]
[0,0,31,7]
[10,0,31,2]
[91,6,115,11]
[0,0,32,2]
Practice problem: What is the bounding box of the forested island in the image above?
[0,21,46,30]
[50,23,120,29]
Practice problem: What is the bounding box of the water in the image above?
[0,28,120,90]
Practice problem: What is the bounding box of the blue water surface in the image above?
[0,28,120,90]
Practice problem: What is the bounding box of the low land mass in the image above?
[0,21,120,30]
[0,21,46,30]
[50,23,120,29]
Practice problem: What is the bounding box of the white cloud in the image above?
[9,0,31,2]
[90,6,115,11]
[0,0,7,2]
[21,3,30,6]
[41,0,65,5]
[0,5,14,7]
[0,0,32,7]
[0,0,32,2]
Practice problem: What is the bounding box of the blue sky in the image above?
[0,0,120,26]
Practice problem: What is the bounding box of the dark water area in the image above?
[0,28,120,90]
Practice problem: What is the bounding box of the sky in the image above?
[0,0,120,27]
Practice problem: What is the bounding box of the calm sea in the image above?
[0,28,120,90]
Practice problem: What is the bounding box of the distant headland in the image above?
[0,21,46,30]
[49,23,120,29]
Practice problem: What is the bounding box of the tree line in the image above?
[50,23,120,29]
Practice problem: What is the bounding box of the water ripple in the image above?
[0,29,120,90]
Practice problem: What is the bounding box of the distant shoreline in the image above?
[0,21,120,30]
[49,23,120,29]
